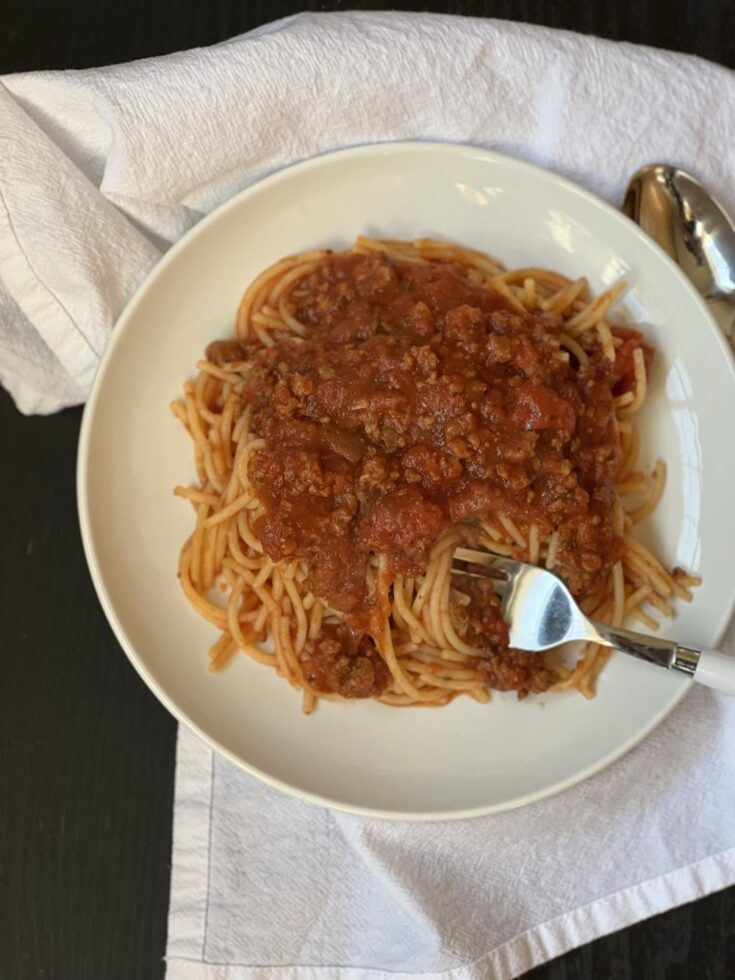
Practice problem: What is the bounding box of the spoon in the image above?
[623,164,735,345]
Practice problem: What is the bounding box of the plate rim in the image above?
[77,140,735,820]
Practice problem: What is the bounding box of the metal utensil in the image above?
[623,164,735,345]
[452,548,735,694]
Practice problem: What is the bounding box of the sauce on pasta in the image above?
[174,238,697,713]
[208,253,634,699]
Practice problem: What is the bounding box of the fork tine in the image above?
[453,547,515,571]
[450,548,513,598]
[451,558,508,590]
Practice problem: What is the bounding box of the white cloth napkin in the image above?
[2,11,735,414]
[2,10,734,977]
[168,677,735,980]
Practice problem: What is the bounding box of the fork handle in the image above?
[691,649,735,696]
[592,621,735,695]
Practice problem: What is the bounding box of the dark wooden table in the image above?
[2,3,733,978]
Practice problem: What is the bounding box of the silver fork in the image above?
[452,548,735,694]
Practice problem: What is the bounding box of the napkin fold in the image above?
[2,11,734,978]
[168,678,735,979]
[2,11,735,414]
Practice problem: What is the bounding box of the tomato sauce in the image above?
[208,253,634,698]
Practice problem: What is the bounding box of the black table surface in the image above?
[2,3,733,978]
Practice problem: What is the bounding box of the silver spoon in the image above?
[623,164,735,345]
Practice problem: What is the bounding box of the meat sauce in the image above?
[209,253,636,700]
[298,623,391,699]
[611,326,654,396]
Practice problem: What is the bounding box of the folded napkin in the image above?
[2,11,735,414]
[3,10,734,978]
[169,677,735,979]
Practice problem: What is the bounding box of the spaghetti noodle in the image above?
[172,238,699,711]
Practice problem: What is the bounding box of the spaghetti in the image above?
[172,237,699,712]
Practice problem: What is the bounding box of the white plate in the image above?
[78,142,735,820]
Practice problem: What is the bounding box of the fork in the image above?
[452,548,735,694]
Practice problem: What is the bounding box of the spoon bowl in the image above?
[623,164,735,343]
